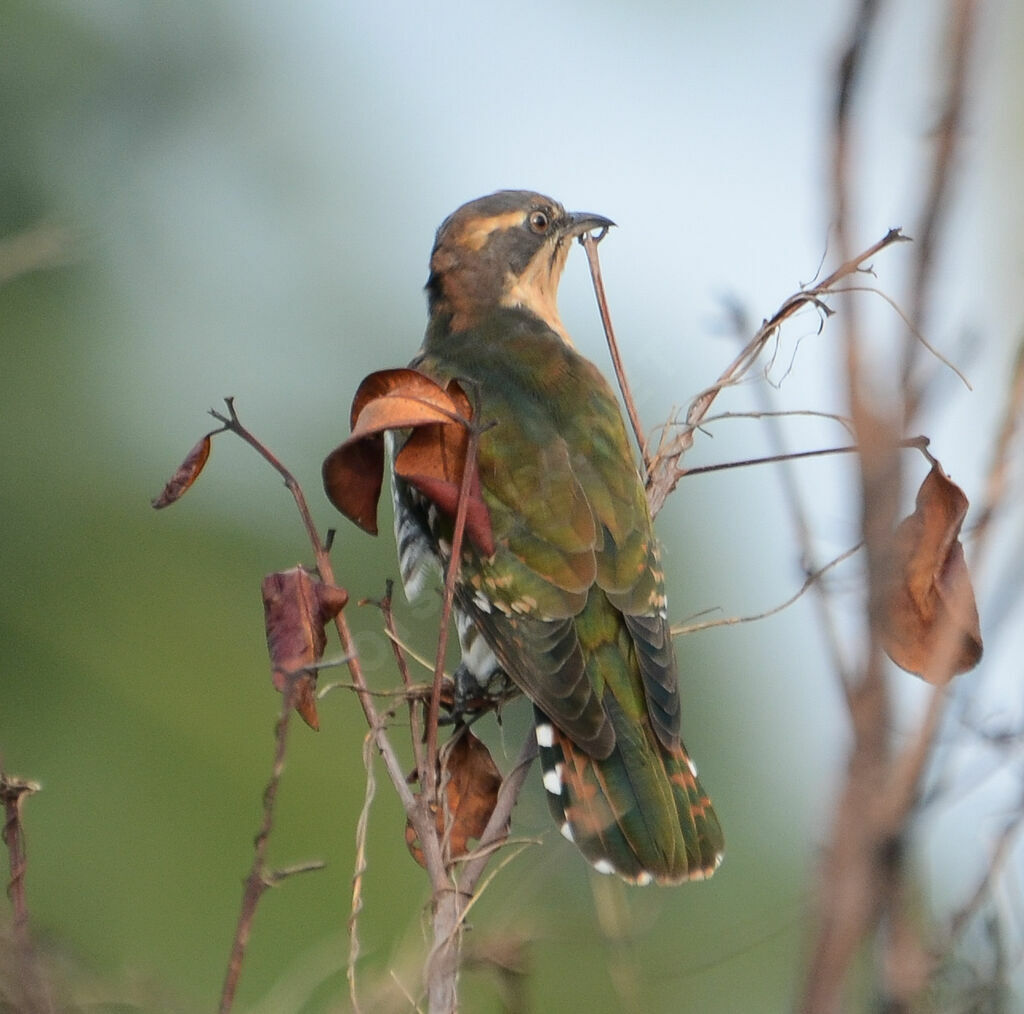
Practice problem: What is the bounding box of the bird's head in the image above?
[426,190,613,343]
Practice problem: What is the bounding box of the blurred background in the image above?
[3,1,1022,1010]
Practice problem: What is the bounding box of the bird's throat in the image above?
[499,241,573,345]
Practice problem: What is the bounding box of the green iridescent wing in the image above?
[417,310,682,754]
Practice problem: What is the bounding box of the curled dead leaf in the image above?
[151,433,214,509]
[406,730,505,868]
[882,462,983,682]
[261,567,349,729]
[322,368,494,555]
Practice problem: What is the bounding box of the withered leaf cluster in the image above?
[322,368,494,555]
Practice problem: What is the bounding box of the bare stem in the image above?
[671,542,863,638]
[679,436,928,479]
[378,583,428,784]
[580,230,649,467]
[220,689,325,1013]
[901,0,979,421]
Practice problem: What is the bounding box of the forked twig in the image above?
[580,227,909,519]
[220,689,325,1014]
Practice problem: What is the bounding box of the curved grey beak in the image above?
[562,211,616,239]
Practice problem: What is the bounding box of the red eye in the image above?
[528,210,550,234]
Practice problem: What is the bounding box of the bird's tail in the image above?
[534,700,724,885]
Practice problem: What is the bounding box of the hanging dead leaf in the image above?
[882,462,983,682]
[151,432,214,509]
[322,368,494,555]
[261,567,349,729]
[405,730,505,867]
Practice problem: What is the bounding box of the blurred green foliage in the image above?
[0,5,806,1005]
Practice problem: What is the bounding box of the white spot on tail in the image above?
[634,872,653,887]
[542,765,563,796]
[560,822,575,843]
[687,757,698,777]
[592,859,615,876]
[534,723,554,748]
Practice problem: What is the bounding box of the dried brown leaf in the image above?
[883,462,983,682]
[151,433,213,509]
[406,730,505,867]
[261,567,349,729]
[323,368,494,554]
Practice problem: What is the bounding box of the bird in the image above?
[389,189,723,885]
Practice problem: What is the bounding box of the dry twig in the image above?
[581,228,909,520]
[219,689,325,1014]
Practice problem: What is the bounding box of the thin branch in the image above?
[680,437,927,480]
[316,680,409,700]
[220,689,325,1014]
[381,627,451,680]
[835,283,973,391]
[378,583,428,785]
[671,543,863,637]
[580,229,649,467]
[698,408,857,436]
[454,839,539,932]
[347,730,377,1014]
[681,444,859,478]
[901,0,980,420]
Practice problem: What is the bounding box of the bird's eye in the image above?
[528,210,551,234]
